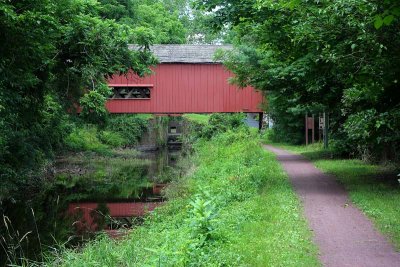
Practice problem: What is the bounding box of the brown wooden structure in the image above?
[305,114,315,145]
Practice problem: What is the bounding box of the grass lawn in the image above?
[182,113,210,125]
[263,137,400,250]
[47,130,319,266]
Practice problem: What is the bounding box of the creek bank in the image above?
[47,129,320,267]
[0,116,186,265]
[56,119,185,237]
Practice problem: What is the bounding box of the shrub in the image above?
[79,84,111,125]
[343,108,400,161]
[106,114,149,146]
[188,194,217,241]
[98,130,126,147]
[191,113,246,139]
[65,126,108,152]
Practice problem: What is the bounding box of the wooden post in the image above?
[318,113,322,142]
[323,112,329,149]
[305,114,308,145]
[312,114,315,144]
[258,112,263,131]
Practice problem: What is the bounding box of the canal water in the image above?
[0,119,185,265]
[66,146,181,237]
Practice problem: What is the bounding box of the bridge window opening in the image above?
[170,127,177,134]
[111,87,151,99]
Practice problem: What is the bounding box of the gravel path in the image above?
[264,145,400,267]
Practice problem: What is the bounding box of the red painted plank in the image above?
[106,64,263,113]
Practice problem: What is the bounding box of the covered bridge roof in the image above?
[129,44,233,63]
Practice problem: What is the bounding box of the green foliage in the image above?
[0,93,72,201]
[195,113,247,139]
[98,130,126,147]
[196,0,400,161]
[106,114,150,146]
[65,126,109,153]
[79,84,111,124]
[188,194,217,241]
[97,0,229,44]
[65,114,150,151]
[45,130,319,266]
[343,109,400,160]
[374,0,400,29]
[0,0,156,203]
[99,0,186,44]
[134,2,186,44]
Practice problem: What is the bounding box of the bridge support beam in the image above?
[258,112,263,131]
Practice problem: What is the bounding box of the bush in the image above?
[193,113,247,139]
[79,84,111,125]
[342,108,400,161]
[0,94,72,201]
[98,130,126,147]
[65,126,108,152]
[65,114,151,151]
[105,114,149,146]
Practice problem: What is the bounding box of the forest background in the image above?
[1,0,399,220]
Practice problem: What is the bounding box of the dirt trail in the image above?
[264,145,400,267]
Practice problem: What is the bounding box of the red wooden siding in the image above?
[107,64,263,113]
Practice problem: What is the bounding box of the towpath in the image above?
[264,145,400,267]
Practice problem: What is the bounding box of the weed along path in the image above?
[264,145,400,267]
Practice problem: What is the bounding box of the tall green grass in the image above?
[47,130,319,266]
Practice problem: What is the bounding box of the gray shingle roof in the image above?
[129,44,232,63]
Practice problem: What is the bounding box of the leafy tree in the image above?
[99,0,187,44]
[97,0,228,44]
[1,1,158,263]
[374,0,400,29]
[197,0,400,160]
[0,0,156,201]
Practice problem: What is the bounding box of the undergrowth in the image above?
[64,114,151,153]
[46,129,319,266]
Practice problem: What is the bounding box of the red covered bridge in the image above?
[107,45,263,115]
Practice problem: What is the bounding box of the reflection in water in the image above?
[68,146,182,241]
[140,147,181,182]
[0,119,186,265]
[0,147,182,266]
[66,146,181,238]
